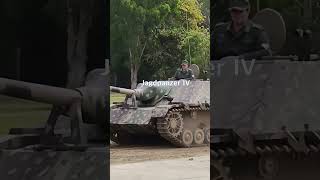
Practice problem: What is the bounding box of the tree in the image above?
[111,0,173,88]
[198,0,210,28]
[66,0,98,88]
[111,0,209,87]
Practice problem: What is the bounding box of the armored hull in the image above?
[110,80,210,147]
[211,59,320,179]
[0,148,107,180]
[210,7,320,179]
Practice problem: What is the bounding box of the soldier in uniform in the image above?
[173,60,194,80]
[212,0,272,60]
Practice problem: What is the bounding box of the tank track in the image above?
[156,106,210,147]
[211,136,320,179]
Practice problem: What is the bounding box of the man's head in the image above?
[181,60,189,70]
[229,0,250,26]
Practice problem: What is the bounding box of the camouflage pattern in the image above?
[171,80,209,105]
[111,105,172,125]
[136,85,172,104]
[111,107,161,125]
[138,80,209,105]
[0,148,107,180]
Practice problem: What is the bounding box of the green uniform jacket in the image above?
[212,20,272,60]
[174,68,194,80]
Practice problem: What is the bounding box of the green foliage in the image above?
[110,93,125,105]
[111,0,209,86]
[181,27,210,75]
[198,0,210,28]
[0,96,49,135]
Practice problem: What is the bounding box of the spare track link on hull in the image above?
[211,141,320,180]
[157,106,209,148]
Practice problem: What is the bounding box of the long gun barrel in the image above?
[110,86,163,103]
[110,86,137,96]
[0,78,82,105]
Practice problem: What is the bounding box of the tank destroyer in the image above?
[211,8,320,179]
[110,77,210,147]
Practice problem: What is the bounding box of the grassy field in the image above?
[0,95,51,135]
[0,93,125,135]
[110,92,125,105]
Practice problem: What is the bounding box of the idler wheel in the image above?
[194,128,205,145]
[181,129,193,147]
[204,128,210,144]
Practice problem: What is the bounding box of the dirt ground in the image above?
[110,144,210,164]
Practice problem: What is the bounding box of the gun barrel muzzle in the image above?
[110,86,135,95]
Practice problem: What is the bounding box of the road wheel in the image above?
[181,129,193,147]
[194,128,205,145]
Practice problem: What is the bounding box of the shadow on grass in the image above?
[110,93,125,105]
[0,95,50,135]
[0,93,126,134]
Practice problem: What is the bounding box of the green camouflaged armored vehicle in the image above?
[110,77,210,147]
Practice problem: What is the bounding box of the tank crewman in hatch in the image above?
[212,0,272,60]
[173,60,195,80]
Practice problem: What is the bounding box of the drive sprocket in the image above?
[160,111,184,138]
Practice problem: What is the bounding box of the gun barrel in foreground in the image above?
[0,78,81,106]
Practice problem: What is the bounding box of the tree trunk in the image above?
[129,38,146,89]
[129,48,138,89]
[66,0,94,89]
[131,65,138,89]
[303,0,312,21]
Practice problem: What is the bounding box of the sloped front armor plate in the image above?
[212,59,320,133]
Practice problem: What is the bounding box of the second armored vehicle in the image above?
[211,8,320,180]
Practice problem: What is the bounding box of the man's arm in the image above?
[239,30,272,60]
[211,30,219,60]
[173,69,180,80]
[184,69,195,80]
[212,23,228,60]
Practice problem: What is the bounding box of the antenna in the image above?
[186,11,192,65]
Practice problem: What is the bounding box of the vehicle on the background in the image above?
[211,8,320,179]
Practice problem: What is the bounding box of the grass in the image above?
[0,95,50,135]
[110,92,125,105]
[0,93,126,135]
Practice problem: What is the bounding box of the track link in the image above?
[211,141,320,179]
